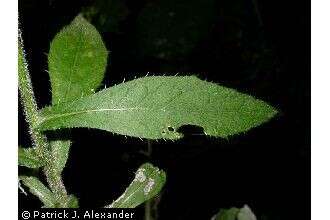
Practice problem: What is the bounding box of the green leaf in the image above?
[49,140,71,174]
[37,76,277,140]
[48,14,108,105]
[48,14,104,182]
[20,176,57,208]
[106,163,166,208]
[213,208,240,220]
[18,147,44,168]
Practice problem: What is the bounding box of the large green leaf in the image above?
[48,14,108,105]
[37,76,277,140]
[106,163,166,208]
[18,147,44,168]
[20,176,57,208]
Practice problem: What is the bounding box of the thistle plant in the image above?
[18,14,277,212]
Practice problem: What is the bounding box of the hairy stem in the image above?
[18,31,68,206]
[18,33,47,158]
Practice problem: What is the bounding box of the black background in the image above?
[18,0,310,219]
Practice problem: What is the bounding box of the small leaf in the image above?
[20,176,57,208]
[38,76,277,140]
[48,14,108,105]
[18,147,44,168]
[49,140,71,174]
[237,205,257,220]
[106,163,166,208]
[213,208,240,220]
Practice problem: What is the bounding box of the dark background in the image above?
[18,0,310,219]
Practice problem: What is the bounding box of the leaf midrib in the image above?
[63,27,85,100]
[41,107,148,123]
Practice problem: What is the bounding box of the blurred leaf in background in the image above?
[137,0,216,61]
[82,0,129,33]
[212,205,257,220]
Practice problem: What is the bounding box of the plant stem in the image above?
[144,140,155,220]
[147,141,153,157]
[18,32,68,206]
[145,199,152,220]
[252,0,263,27]
[18,34,47,158]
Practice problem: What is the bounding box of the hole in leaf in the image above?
[176,125,205,137]
[167,126,175,132]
